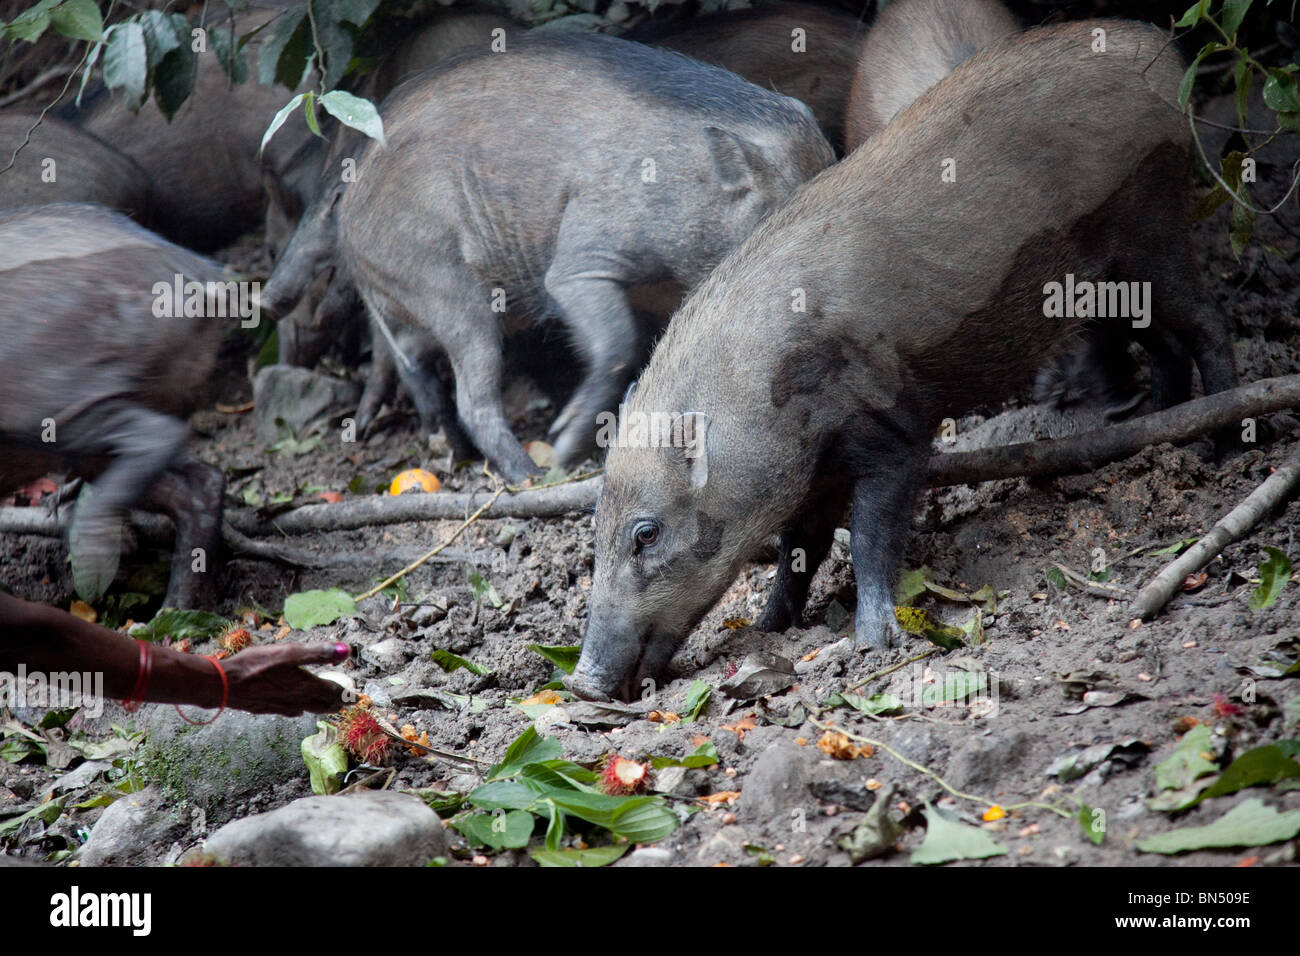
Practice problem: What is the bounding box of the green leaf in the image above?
[103,21,148,109]
[1079,802,1106,845]
[516,759,599,792]
[260,92,307,156]
[1174,0,1210,27]
[129,609,229,642]
[153,40,198,122]
[682,679,711,723]
[1229,188,1256,260]
[0,737,43,764]
[650,742,720,770]
[922,671,987,706]
[911,805,1007,864]
[1220,0,1253,39]
[1263,68,1300,113]
[1154,725,1220,792]
[282,587,356,629]
[466,566,503,608]
[137,10,181,63]
[894,567,929,605]
[487,726,564,781]
[1137,798,1300,854]
[49,0,102,42]
[1198,744,1300,802]
[547,791,678,843]
[468,780,542,811]
[527,644,580,674]
[431,649,492,677]
[258,6,308,88]
[319,90,386,147]
[0,797,64,840]
[453,809,535,849]
[5,0,58,43]
[1250,547,1291,610]
[841,692,905,716]
[301,722,347,796]
[210,21,249,84]
[530,843,629,867]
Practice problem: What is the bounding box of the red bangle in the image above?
[175,655,228,726]
[121,639,153,713]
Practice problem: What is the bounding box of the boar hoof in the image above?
[852,606,902,651]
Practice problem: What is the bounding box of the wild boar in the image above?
[632,2,865,153]
[63,5,314,252]
[336,32,834,482]
[844,0,1019,151]
[569,20,1240,700]
[0,204,239,609]
[261,5,520,374]
[0,112,151,218]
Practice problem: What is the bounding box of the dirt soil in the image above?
[2,129,1299,870]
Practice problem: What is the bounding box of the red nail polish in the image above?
[333,642,350,661]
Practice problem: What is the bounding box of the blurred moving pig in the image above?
[62,4,314,252]
[633,2,865,153]
[569,21,1240,700]
[0,204,243,609]
[0,112,151,219]
[844,0,1019,150]
[336,33,835,482]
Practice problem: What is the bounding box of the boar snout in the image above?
[568,613,678,702]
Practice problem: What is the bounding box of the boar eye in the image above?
[632,519,661,552]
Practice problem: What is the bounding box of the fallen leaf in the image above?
[698,791,741,807]
[722,617,751,630]
[69,600,96,623]
[720,715,758,741]
[817,731,873,760]
[1181,572,1208,592]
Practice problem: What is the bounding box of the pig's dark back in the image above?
[638,20,1190,427]
[845,0,1019,150]
[0,113,151,219]
[635,3,866,151]
[0,204,226,432]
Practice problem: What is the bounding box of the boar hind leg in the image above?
[409,278,539,483]
[1135,326,1193,411]
[66,405,190,602]
[141,455,225,609]
[847,437,923,651]
[543,257,640,471]
[757,478,852,633]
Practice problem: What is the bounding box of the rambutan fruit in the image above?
[600,755,648,796]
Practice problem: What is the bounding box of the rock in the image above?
[78,785,189,866]
[947,732,1035,792]
[719,652,796,699]
[361,637,412,670]
[251,364,361,444]
[201,791,450,866]
[740,735,815,825]
[695,825,752,866]
[622,847,673,867]
[142,707,318,825]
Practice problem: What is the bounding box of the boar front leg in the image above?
[543,249,640,471]
[141,455,225,609]
[847,434,924,651]
[757,477,852,633]
[66,404,190,602]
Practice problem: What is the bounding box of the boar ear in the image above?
[702,126,764,193]
[670,412,712,490]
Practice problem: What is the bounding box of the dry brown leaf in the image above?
[521,689,564,706]
[698,791,741,807]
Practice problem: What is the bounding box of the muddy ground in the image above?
[2,125,1299,869]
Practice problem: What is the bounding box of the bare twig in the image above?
[928,374,1300,488]
[226,473,602,537]
[1129,446,1300,621]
